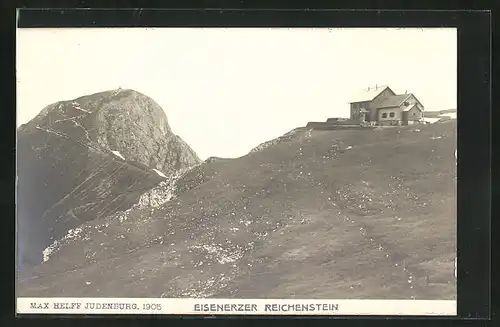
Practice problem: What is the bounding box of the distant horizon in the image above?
[17,27,457,160]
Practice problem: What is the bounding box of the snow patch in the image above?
[40,164,199,262]
[42,241,58,262]
[110,165,198,223]
[441,112,457,119]
[42,227,83,262]
[153,169,167,178]
[70,101,90,113]
[422,117,441,124]
[74,106,91,113]
[111,150,125,160]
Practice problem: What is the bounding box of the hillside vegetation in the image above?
[18,120,457,300]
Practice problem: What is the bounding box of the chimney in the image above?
[375,84,378,89]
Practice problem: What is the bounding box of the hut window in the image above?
[389,112,395,118]
[382,113,387,118]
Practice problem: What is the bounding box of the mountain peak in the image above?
[21,89,199,171]
[17,90,201,268]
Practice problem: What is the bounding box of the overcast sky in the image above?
[17,28,456,160]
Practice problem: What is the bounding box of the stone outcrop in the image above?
[17,89,201,268]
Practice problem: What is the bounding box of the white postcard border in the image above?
[17,298,457,316]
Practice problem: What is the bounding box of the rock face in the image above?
[16,89,201,269]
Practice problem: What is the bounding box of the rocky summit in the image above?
[17,107,456,300]
[16,89,201,269]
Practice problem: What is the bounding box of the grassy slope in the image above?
[18,121,457,300]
